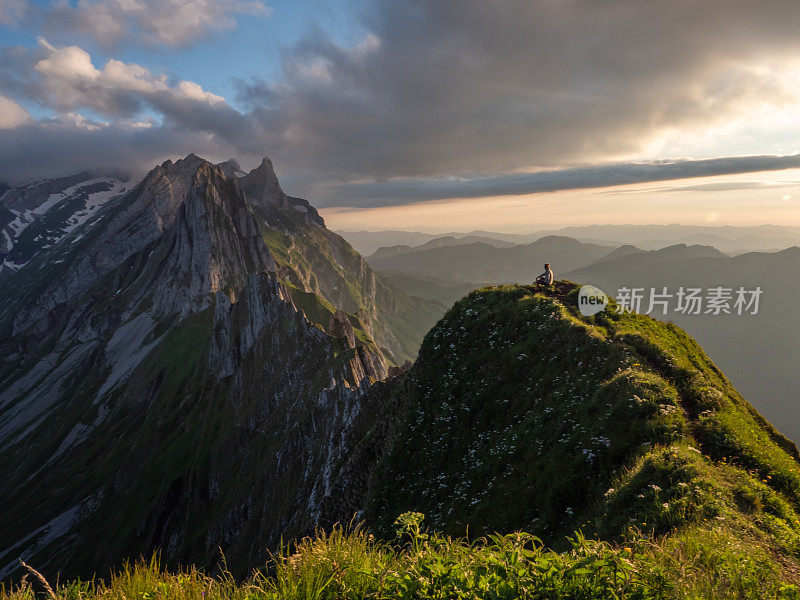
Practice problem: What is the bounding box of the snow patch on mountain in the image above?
[0,176,128,274]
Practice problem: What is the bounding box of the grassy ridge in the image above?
[368,284,690,538]
[365,283,800,542]
[6,515,800,600]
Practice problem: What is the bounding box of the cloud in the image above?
[316,154,800,206]
[0,116,242,181]
[0,0,26,25]
[665,181,800,193]
[0,40,272,182]
[8,1,800,205]
[238,0,800,188]
[0,95,30,128]
[24,38,226,115]
[38,0,271,48]
[0,39,253,138]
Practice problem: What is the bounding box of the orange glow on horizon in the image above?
[320,169,800,232]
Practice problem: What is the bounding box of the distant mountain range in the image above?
[339,224,800,256]
[0,172,130,280]
[367,235,615,284]
[368,235,516,260]
[537,224,800,253]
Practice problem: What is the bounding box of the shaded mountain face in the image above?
[249,189,442,363]
[0,172,129,280]
[0,154,436,581]
[366,235,614,284]
[227,157,442,364]
[565,245,800,443]
[323,283,800,573]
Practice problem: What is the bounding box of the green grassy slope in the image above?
[260,225,442,364]
[347,282,800,589]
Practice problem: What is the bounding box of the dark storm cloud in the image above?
[249,0,800,186]
[315,154,800,207]
[0,117,245,182]
[6,1,800,203]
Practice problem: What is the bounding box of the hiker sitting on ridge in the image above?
[535,263,554,287]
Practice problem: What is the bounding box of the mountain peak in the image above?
[251,156,278,179]
[239,156,287,210]
[216,159,243,178]
[178,152,205,168]
[154,153,210,180]
[652,243,725,259]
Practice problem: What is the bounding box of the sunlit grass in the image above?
[5,516,800,600]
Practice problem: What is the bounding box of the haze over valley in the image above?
[336,227,800,444]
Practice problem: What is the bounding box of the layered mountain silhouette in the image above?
[340,224,800,257]
[369,235,517,260]
[534,224,800,254]
[366,236,614,283]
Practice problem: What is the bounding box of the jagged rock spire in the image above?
[239,157,289,210]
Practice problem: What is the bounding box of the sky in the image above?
[2,0,800,231]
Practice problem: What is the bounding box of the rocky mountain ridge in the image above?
[0,153,425,580]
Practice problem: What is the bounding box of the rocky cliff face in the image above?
[214,155,441,366]
[0,154,401,580]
